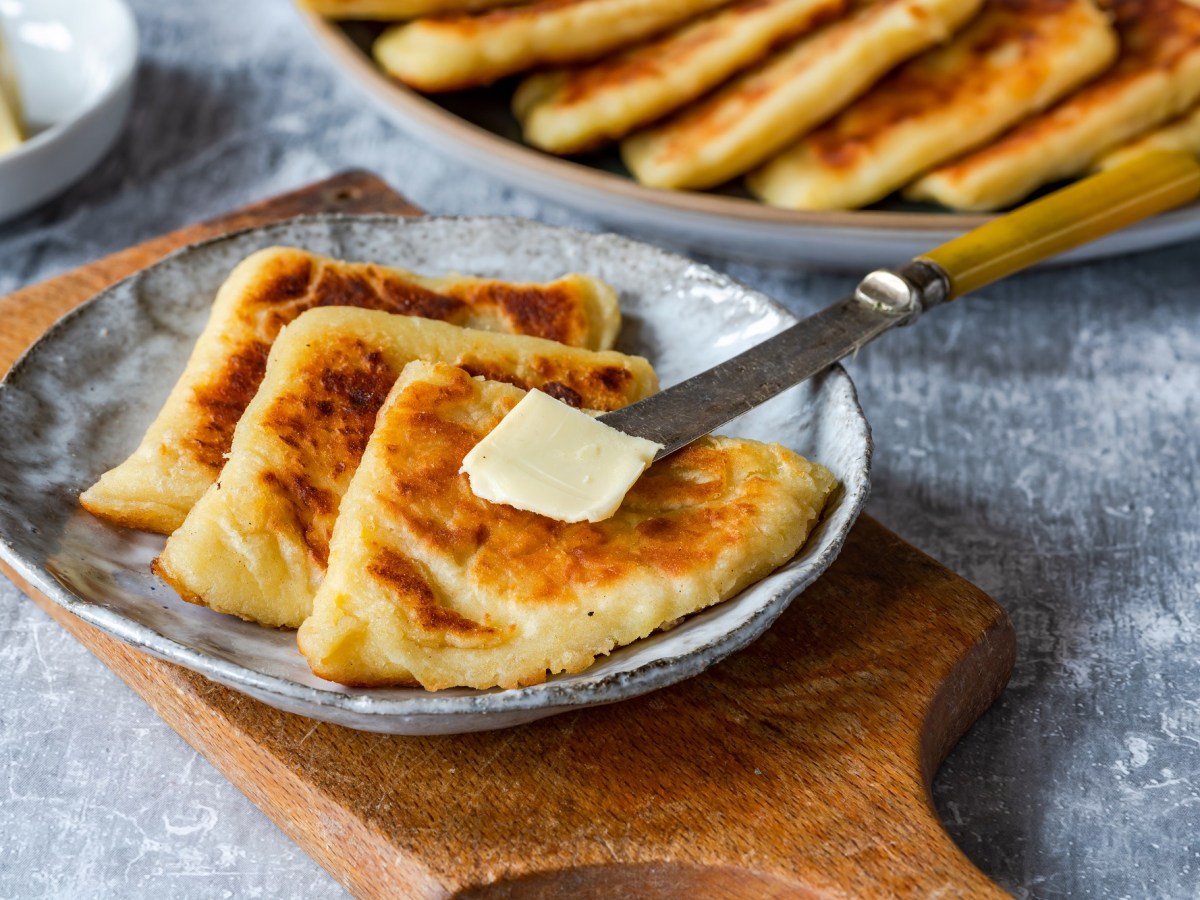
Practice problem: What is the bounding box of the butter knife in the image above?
[600,151,1200,458]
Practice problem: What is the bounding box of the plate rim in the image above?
[0,212,872,723]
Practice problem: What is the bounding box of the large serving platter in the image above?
[300,13,1200,268]
[0,214,871,734]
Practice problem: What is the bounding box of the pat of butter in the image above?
[461,389,663,523]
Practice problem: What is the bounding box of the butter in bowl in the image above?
[0,23,23,154]
[0,0,138,221]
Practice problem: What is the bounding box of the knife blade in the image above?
[598,263,945,459]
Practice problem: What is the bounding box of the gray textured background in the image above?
[2,2,1198,897]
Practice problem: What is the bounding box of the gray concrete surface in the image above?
[1,2,1198,897]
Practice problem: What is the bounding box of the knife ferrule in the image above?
[854,260,950,324]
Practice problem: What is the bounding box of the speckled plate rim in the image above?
[299,10,1200,265]
[0,214,871,727]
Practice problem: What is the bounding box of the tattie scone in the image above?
[1098,101,1200,170]
[373,0,733,92]
[513,0,851,155]
[907,0,1200,210]
[79,247,620,534]
[747,0,1118,210]
[620,0,983,190]
[297,361,837,691]
[299,0,524,19]
[152,308,657,630]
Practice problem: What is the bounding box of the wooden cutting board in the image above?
[0,172,1015,899]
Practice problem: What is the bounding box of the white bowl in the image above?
[0,0,137,222]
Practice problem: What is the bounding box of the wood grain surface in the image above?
[0,172,1016,898]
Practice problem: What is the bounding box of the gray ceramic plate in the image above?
[0,215,871,734]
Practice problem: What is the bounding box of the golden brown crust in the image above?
[183,256,614,474]
[622,0,985,190]
[424,0,585,34]
[188,341,272,473]
[253,341,400,568]
[368,548,506,642]
[650,0,916,157]
[515,0,850,153]
[374,0,732,92]
[907,0,1200,208]
[807,0,1078,172]
[932,0,1200,170]
[375,384,759,600]
[454,280,588,345]
[748,0,1116,208]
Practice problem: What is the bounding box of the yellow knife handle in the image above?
[919,150,1200,301]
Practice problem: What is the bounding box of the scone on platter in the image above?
[513,0,850,155]
[621,0,983,190]
[79,246,620,535]
[747,0,1118,210]
[1098,101,1200,170]
[907,0,1200,210]
[374,0,732,92]
[297,361,836,691]
[152,308,658,629]
[299,0,523,19]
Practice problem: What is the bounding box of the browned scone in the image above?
[373,0,733,92]
[78,247,621,535]
[297,361,836,691]
[621,0,984,190]
[747,0,1118,209]
[513,0,852,155]
[151,308,658,629]
[907,0,1200,209]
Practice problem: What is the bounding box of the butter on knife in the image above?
[461,388,662,523]
[0,24,23,154]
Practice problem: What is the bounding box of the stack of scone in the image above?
[304,0,1200,210]
[80,248,836,690]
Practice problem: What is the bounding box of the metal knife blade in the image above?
[598,263,947,459]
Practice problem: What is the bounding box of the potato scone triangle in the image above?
[620,0,983,190]
[300,0,526,19]
[79,247,620,535]
[152,308,657,630]
[513,0,852,155]
[747,0,1118,210]
[374,0,733,92]
[906,0,1200,210]
[297,361,836,691]
[1098,101,1200,170]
